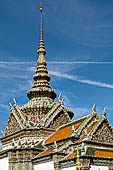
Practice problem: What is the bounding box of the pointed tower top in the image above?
[37,3,46,56]
[27,3,56,100]
[40,2,43,13]
[40,3,43,40]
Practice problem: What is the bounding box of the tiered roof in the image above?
[34,106,113,162]
[45,117,86,145]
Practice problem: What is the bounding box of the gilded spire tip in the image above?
[37,1,46,56]
[40,3,43,13]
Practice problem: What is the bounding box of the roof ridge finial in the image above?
[92,104,96,112]
[103,107,107,118]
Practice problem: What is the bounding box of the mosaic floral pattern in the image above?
[49,113,70,129]
[5,113,21,135]
[92,122,113,143]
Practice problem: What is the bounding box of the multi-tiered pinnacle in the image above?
[27,4,56,100]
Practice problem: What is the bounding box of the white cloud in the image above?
[0,62,36,71]
[29,66,35,72]
[72,107,91,120]
[48,61,113,64]
[10,80,33,94]
[49,71,113,89]
[0,104,9,111]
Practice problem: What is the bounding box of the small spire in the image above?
[13,98,16,106]
[9,103,13,111]
[92,104,96,112]
[58,93,62,102]
[103,107,107,118]
[1,130,4,137]
[18,138,22,149]
[71,125,75,136]
[54,141,58,152]
[81,142,86,156]
[31,138,35,148]
[25,138,28,148]
[12,138,16,148]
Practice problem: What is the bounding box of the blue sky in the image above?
[0,0,113,136]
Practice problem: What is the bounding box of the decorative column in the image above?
[80,159,90,170]
[8,149,35,170]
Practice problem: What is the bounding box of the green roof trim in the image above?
[59,116,87,130]
[37,144,44,149]
[86,147,113,156]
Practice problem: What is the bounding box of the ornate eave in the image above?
[1,127,55,140]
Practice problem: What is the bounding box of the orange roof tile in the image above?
[45,122,81,144]
[64,152,76,160]
[95,150,113,158]
[35,148,54,158]
[87,125,93,133]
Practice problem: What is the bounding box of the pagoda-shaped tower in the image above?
[0,4,74,152]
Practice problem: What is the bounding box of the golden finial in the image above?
[40,3,43,13]
[37,2,46,56]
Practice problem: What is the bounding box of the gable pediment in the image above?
[91,119,113,144]
[4,112,22,136]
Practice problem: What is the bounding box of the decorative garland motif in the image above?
[92,122,113,143]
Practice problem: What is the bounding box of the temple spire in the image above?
[37,3,46,56]
[40,3,43,41]
[27,3,56,100]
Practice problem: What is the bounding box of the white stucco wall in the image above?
[61,165,109,170]
[90,165,109,170]
[34,161,54,170]
[0,157,8,170]
[62,166,76,170]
